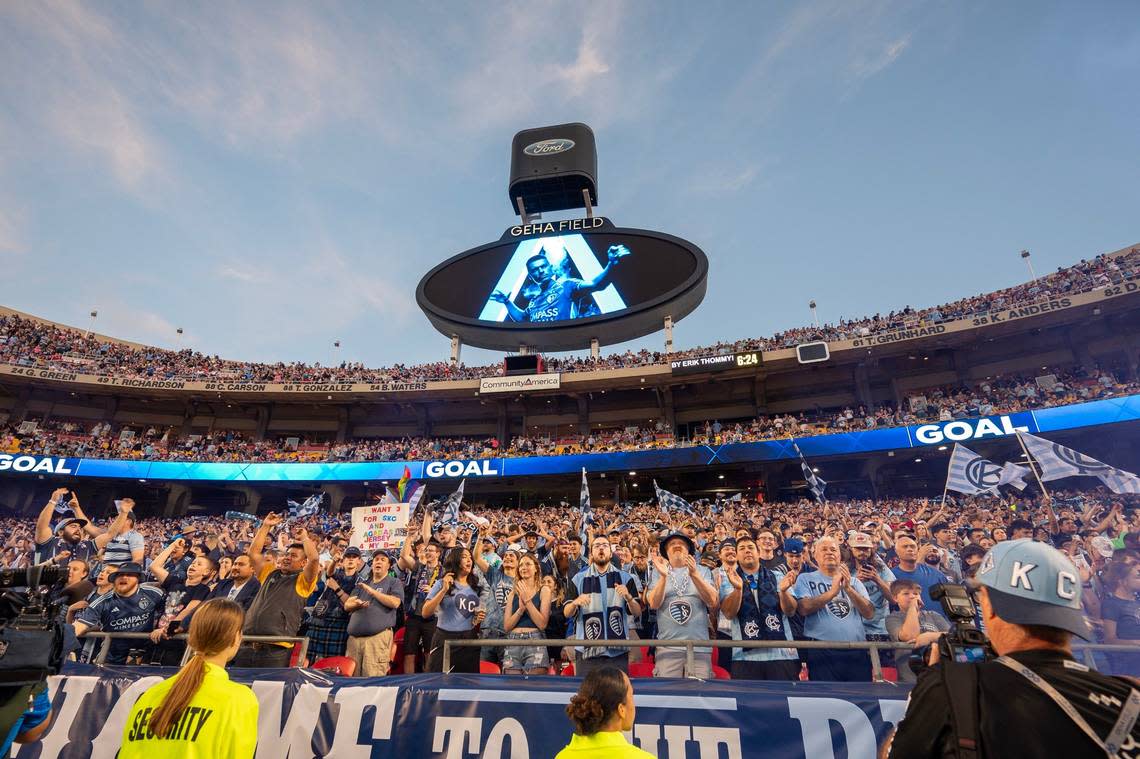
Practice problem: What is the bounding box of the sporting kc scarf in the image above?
[735,565,788,641]
[578,564,629,659]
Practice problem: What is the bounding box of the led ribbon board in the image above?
[416,218,709,351]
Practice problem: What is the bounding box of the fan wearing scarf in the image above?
[563,537,643,677]
[646,532,720,679]
[718,535,801,680]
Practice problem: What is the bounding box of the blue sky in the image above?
[1,1,1137,369]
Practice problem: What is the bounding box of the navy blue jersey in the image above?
[77,585,164,664]
[35,536,98,566]
[524,278,585,322]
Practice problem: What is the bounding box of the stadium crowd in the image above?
[3,367,1136,464]
[1,249,1136,384]
[7,484,1138,681]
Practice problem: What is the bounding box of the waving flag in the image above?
[794,443,826,502]
[397,466,412,501]
[654,480,693,515]
[1019,431,1140,494]
[288,493,323,518]
[441,480,465,526]
[406,481,426,513]
[945,443,1004,495]
[580,468,594,525]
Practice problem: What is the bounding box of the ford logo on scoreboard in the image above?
[523,138,575,156]
[911,413,1034,446]
[424,460,503,478]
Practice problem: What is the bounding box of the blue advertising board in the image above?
[23,666,909,759]
[3,394,1139,483]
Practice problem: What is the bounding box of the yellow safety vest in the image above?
[118,662,259,758]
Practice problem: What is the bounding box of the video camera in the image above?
[0,565,69,740]
[912,583,994,675]
[0,565,69,684]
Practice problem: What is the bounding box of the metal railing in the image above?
[443,638,1140,681]
[81,632,309,666]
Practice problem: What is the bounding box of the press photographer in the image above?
[0,564,68,754]
[886,539,1140,758]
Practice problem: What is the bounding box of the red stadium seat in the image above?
[640,646,654,663]
[480,661,502,674]
[629,662,655,678]
[289,642,302,667]
[881,666,899,682]
[390,627,407,674]
[311,656,356,676]
[712,665,731,680]
[559,663,576,676]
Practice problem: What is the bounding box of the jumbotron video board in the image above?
[417,218,708,351]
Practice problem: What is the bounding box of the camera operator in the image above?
[886,539,1140,758]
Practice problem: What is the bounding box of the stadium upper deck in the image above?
[1,242,1138,471]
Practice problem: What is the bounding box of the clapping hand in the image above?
[727,569,744,590]
[778,570,798,593]
[651,555,670,575]
[682,553,699,577]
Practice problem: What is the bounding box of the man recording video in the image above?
[885,539,1140,758]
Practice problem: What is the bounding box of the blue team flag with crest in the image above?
[440,480,464,526]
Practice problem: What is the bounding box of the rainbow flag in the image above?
[397,466,412,501]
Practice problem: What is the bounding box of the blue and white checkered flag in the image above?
[580,468,594,525]
[289,493,323,518]
[654,480,693,515]
[794,443,827,502]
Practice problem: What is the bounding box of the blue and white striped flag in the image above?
[794,443,827,502]
[1019,431,1140,494]
[441,479,464,526]
[654,480,693,515]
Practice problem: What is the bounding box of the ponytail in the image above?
[147,598,244,739]
[149,654,207,738]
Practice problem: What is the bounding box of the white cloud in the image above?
[0,1,166,191]
[91,301,189,349]
[847,34,912,88]
[217,262,264,284]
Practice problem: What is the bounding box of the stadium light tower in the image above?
[1020,249,1037,281]
[84,309,98,338]
[809,300,819,328]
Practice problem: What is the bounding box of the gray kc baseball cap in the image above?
[970,538,1091,640]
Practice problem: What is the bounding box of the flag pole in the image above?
[1015,431,1057,521]
[940,443,954,508]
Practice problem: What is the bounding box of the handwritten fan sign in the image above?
[350,502,410,551]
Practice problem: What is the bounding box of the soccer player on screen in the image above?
[490,244,630,322]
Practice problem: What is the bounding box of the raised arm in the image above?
[398,532,418,573]
[35,489,67,545]
[575,245,628,294]
[473,525,490,574]
[248,512,283,575]
[94,499,134,550]
[148,538,180,584]
[298,528,320,587]
[69,495,103,539]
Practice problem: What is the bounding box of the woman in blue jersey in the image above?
[503,554,552,674]
[423,547,486,673]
